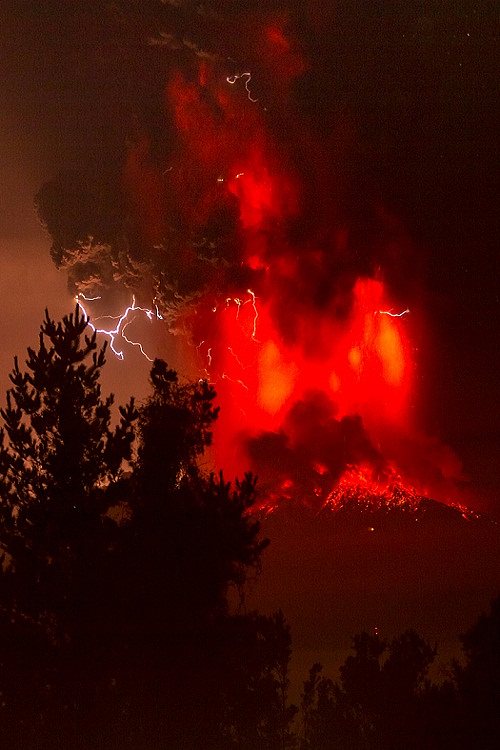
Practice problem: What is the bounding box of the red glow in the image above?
[194,274,413,490]
[326,464,421,512]
[266,25,292,53]
[121,42,465,512]
[261,20,307,83]
[227,150,298,230]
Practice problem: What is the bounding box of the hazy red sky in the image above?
[0,99,156,409]
[0,111,67,386]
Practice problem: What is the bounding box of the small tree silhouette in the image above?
[219,609,297,749]
[456,595,500,749]
[300,630,436,750]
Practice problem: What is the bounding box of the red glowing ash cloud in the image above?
[117,13,464,511]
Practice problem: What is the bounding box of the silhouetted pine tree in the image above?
[0,308,289,750]
[0,306,137,745]
[0,305,138,636]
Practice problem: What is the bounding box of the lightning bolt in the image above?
[225,290,259,339]
[377,308,410,318]
[221,373,249,390]
[195,290,260,382]
[227,346,244,369]
[75,293,162,361]
[245,289,259,341]
[226,296,243,318]
[226,72,258,102]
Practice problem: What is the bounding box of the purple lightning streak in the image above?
[75,293,162,361]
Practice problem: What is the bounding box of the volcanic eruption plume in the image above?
[36,1,466,511]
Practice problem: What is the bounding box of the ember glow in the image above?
[325,463,421,512]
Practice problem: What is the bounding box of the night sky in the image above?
[0,0,499,673]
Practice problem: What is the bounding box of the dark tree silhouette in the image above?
[298,604,500,750]
[107,357,270,747]
[300,630,436,750]
[0,307,280,749]
[114,358,267,638]
[0,306,137,642]
[455,595,500,749]
[217,609,297,749]
[0,306,138,746]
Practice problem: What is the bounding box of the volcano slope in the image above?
[246,492,500,682]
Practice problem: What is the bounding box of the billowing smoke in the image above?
[35,1,465,507]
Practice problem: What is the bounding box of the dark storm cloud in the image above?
[33,0,419,321]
